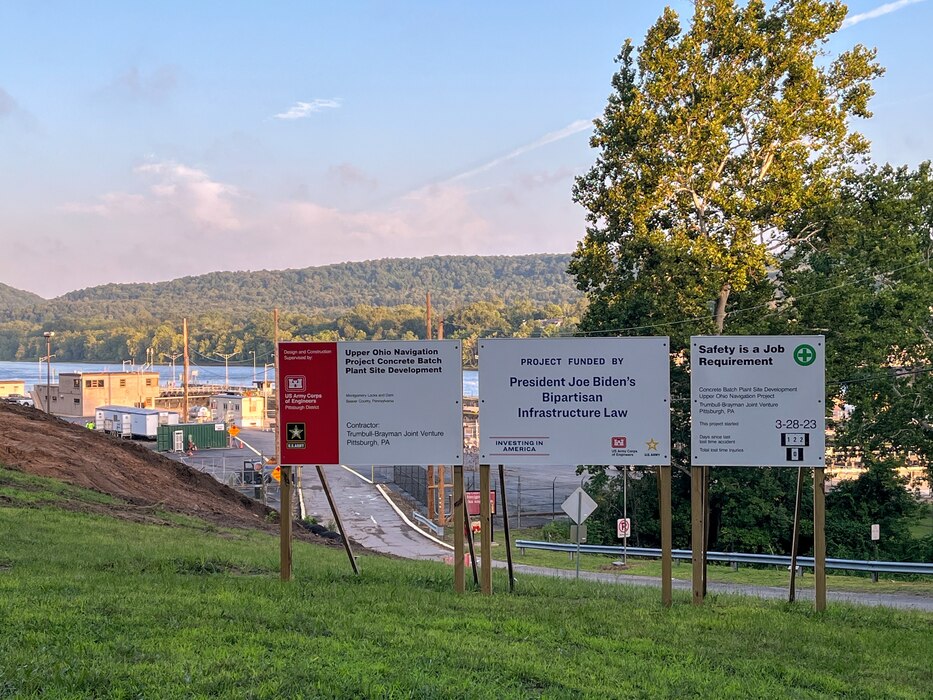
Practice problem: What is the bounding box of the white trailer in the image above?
[95,405,179,440]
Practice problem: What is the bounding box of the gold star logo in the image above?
[646,438,659,451]
[288,424,304,440]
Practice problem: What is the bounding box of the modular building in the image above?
[157,422,230,452]
[95,405,179,440]
[37,371,161,416]
[209,392,266,428]
[0,379,26,398]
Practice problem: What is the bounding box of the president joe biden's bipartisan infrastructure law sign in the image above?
[479,337,671,466]
[690,335,825,467]
[277,341,463,466]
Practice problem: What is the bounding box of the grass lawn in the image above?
[485,526,933,597]
[2,467,932,699]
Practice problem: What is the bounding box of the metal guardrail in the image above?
[515,540,933,576]
[412,511,444,537]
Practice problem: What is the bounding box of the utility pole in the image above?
[216,351,238,389]
[182,319,190,420]
[426,292,432,340]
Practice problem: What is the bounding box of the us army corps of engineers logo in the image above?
[285,423,306,449]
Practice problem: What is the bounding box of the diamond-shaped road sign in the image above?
[562,487,598,525]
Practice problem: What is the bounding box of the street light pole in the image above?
[42,331,54,414]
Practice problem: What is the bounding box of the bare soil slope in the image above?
[0,401,285,532]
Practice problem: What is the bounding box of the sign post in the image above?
[562,487,598,580]
[658,465,672,607]
[691,335,826,608]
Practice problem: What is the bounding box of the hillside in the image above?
[0,281,44,312]
[0,401,308,534]
[44,254,579,320]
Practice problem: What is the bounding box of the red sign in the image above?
[465,490,496,516]
[278,342,340,464]
[612,436,627,449]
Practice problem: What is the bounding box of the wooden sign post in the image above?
[691,465,705,606]
[814,467,827,611]
[659,465,673,607]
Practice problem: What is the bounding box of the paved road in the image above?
[301,464,451,561]
[159,429,933,612]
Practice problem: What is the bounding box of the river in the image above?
[0,360,478,397]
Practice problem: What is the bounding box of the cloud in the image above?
[0,87,15,116]
[444,119,593,184]
[326,163,379,191]
[98,65,179,102]
[63,159,242,230]
[841,0,926,28]
[274,98,342,120]
[0,86,39,130]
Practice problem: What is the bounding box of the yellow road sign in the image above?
[271,466,281,482]
[228,425,240,437]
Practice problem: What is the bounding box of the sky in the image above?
[1,1,931,298]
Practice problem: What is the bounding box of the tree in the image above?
[570,0,884,554]
[825,456,924,560]
[784,163,933,482]
[570,0,881,336]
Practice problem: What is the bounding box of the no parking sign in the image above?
[616,518,631,539]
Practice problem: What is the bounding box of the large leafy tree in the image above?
[571,0,881,336]
[571,0,884,553]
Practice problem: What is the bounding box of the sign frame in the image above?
[690,335,825,467]
[478,337,671,466]
[277,340,463,466]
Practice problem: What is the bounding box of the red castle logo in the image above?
[612,436,627,449]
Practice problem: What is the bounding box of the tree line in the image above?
[0,298,585,370]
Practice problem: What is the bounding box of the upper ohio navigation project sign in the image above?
[479,337,670,466]
[690,335,825,467]
[278,341,462,466]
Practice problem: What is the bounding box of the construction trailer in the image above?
[156,422,230,452]
[95,405,179,440]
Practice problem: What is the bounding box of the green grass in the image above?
[487,527,933,597]
[2,468,933,699]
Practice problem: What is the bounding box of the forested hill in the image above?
[0,282,43,311]
[6,254,579,321]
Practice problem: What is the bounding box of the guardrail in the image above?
[412,511,444,537]
[514,540,933,577]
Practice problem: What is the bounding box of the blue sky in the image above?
[1,0,930,297]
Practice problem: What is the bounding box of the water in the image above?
[0,360,479,397]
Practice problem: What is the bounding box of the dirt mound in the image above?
[0,401,284,532]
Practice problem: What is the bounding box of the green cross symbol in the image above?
[793,344,816,366]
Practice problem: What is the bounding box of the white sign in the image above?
[871,524,880,541]
[690,336,825,467]
[278,340,463,466]
[479,338,671,465]
[562,487,598,524]
[617,518,631,539]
